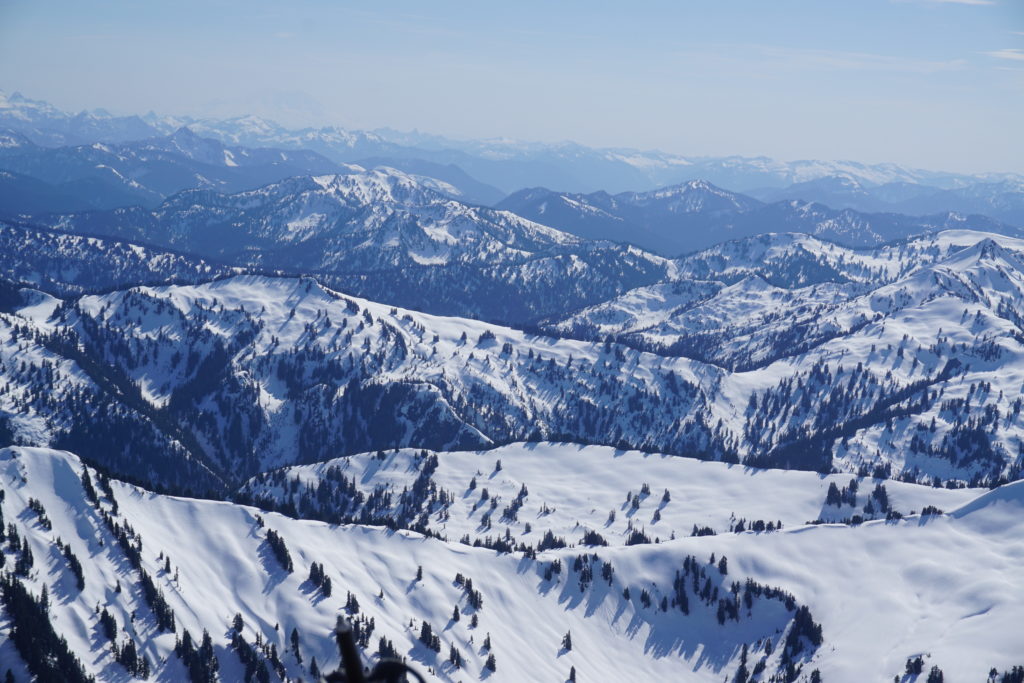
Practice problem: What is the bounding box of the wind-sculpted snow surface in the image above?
[2,446,1022,682]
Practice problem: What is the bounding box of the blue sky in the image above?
[1,0,1021,172]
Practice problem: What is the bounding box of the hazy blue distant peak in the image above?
[3,88,1024,198]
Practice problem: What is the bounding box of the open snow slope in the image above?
[0,446,813,682]
[240,442,981,549]
[2,446,1022,682]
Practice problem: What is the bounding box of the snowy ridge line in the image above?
[6,227,1024,491]
[1,445,828,682]
[3,445,1024,681]
[0,219,241,297]
[496,179,1020,256]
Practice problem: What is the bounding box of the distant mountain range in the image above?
[0,126,507,215]
[7,165,1015,333]
[5,88,1022,263]
[27,169,671,323]
[498,180,1019,254]
[748,174,1024,227]
[4,89,1021,196]
[0,127,344,212]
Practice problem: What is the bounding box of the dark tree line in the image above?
[0,573,93,683]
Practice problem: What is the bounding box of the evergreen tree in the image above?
[99,608,118,643]
[826,482,842,505]
[265,530,293,573]
[418,620,439,651]
[291,627,302,663]
[906,656,925,676]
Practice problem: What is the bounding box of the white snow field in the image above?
[241,442,983,548]
[2,445,1022,682]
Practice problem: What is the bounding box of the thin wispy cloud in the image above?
[755,45,967,73]
[906,0,995,5]
[985,48,1024,61]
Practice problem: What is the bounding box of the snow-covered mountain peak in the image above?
[167,125,201,142]
[624,179,761,214]
[0,89,63,121]
[917,237,1024,307]
[0,127,31,149]
[150,125,236,164]
[308,168,443,206]
[934,235,1024,273]
[724,273,777,294]
[138,167,590,271]
[972,236,1012,260]
[679,179,716,192]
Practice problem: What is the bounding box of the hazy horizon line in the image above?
[4,86,1023,179]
